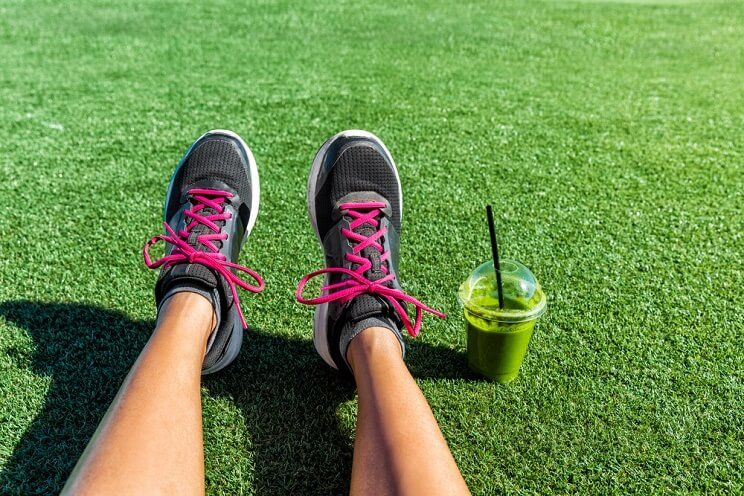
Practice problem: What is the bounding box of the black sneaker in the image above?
[143,129,264,374]
[296,130,444,373]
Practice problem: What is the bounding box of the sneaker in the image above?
[143,129,264,374]
[296,130,445,373]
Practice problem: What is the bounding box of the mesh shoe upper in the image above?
[329,144,402,233]
[166,137,253,230]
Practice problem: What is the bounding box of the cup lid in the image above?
[457,259,546,323]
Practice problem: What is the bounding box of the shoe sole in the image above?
[306,130,402,369]
[164,129,260,375]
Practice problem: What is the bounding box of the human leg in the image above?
[348,327,469,496]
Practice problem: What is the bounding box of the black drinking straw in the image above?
[486,205,505,309]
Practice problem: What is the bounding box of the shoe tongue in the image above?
[155,199,233,319]
[158,205,232,309]
[339,209,401,332]
[186,206,225,251]
[352,223,387,283]
[343,220,400,330]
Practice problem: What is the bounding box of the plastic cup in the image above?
[458,259,546,384]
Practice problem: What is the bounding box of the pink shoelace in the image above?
[296,201,445,337]
[143,188,264,328]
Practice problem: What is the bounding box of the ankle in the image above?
[346,326,404,372]
[155,292,217,342]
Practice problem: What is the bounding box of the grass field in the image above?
[1,0,742,494]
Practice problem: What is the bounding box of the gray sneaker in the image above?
[143,130,264,374]
[296,130,445,374]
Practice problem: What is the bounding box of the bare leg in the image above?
[348,327,470,496]
[62,292,214,496]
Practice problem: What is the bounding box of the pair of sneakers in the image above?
[143,130,444,375]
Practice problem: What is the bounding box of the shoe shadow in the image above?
[0,300,469,495]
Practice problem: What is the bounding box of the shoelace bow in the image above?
[296,201,445,337]
[143,188,264,328]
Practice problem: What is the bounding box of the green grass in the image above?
[1,0,742,493]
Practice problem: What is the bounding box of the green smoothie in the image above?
[458,260,546,384]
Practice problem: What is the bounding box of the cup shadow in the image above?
[0,300,469,495]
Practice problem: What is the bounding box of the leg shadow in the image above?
[407,339,473,382]
[202,330,472,494]
[203,332,357,495]
[0,301,151,495]
[0,300,470,495]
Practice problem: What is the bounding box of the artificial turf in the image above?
[0,0,742,494]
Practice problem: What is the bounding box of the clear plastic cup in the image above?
[458,259,546,384]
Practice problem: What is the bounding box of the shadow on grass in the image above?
[0,300,468,495]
